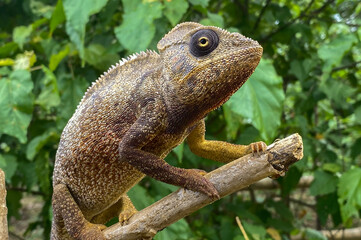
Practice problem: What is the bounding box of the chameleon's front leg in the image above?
[118,100,219,200]
[187,120,267,163]
[52,184,106,240]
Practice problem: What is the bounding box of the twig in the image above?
[253,0,272,31]
[331,60,361,72]
[259,0,337,43]
[103,133,304,240]
[236,216,249,240]
[29,65,42,72]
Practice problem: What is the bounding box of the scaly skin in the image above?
[51,22,265,239]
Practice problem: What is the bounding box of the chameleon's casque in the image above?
[51,22,265,239]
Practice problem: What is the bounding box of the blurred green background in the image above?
[0,0,360,239]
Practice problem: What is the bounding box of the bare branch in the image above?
[103,134,303,240]
[292,227,361,240]
[0,169,8,240]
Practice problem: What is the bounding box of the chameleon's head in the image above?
[157,22,262,112]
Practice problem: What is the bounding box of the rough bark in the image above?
[292,227,361,240]
[104,133,303,240]
[0,169,8,240]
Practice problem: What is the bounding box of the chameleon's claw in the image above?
[119,209,137,226]
[250,141,267,156]
[191,168,208,176]
[79,222,106,240]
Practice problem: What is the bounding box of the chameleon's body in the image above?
[51,22,265,239]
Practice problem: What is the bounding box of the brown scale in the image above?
[51,22,267,239]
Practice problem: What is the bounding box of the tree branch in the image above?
[259,0,337,43]
[253,0,272,31]
[0,169,8,240]
[331,60,361,72]
[292,227,361,240]
[102,133,303,240]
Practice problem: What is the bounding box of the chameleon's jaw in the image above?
[193,43,263,113]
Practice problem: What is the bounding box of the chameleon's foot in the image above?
[140,228,157,240]
[186,169,220,200]
[190,168,207,176]
[250,141,267,156]
[79,222,106,240]
[119,209,137,226]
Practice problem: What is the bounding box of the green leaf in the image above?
[200,12,224,28]
[222,103,240,140]
[172,142,184,163]
[189,0,209,8]
[0,70,33,143]
[128,185,154,210]
[35,66,61,110]
[226,59,285,142]
[0,154,18,182]
[26,130,57,161]
[49,0,65,35]
[338,167,361,226]
[316,193,341,226]
[322,163,341,173]
[84,44,119,71]
[164,0,188,26]
[320,77,356,106]
[309,170,338,196]
[355,105,361,125]
[114,0,162,53]
[303,228,327,240]
[0,58,14,66]
[351,137,361,159]
[278,166,302,196]
[49,44,69,71]
[267,200,293,221]
[12,25,32,50]
[155,219,192,240]
[63,0,109,60]
[318,34,357,74]
[243,222,267,240]
[29,0,54,18]
[289,58,315,81]
[6,190,22,219]
[35,152,51,196]
[58,76,88,125]
[0,42,18,58]
[18,160,38,190]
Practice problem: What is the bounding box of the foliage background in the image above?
[0,0,360,239]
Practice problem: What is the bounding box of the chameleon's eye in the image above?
[198,37,209,47]
[189,29,219,57]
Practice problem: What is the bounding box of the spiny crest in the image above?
[157,22,202,51]
[77,49,159,109]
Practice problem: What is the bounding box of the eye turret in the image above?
[189,29,219,57]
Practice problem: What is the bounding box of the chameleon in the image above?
[51,22,266,239]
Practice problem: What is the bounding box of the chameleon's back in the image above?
[53,50,162,220]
